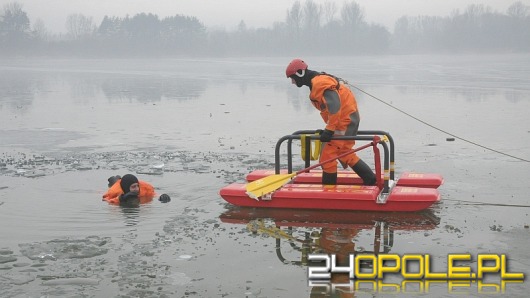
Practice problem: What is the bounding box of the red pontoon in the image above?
[220,130,443,211]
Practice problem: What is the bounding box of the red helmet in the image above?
[285,59,308,78]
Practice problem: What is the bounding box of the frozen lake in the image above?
[1,54,529,297]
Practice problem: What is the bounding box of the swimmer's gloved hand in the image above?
[159,194,171,203]
[107,175,121,187]
[119,191,139,204]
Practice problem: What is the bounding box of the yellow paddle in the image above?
[245,140,378,200]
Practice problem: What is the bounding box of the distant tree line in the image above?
[1,0,529,57]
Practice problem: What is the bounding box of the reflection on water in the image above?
[220,207,441,297]
[220,207,440,263]
[2,55,529,112]
[100,76,206,103]
[0,70,40,112]
[120,205,141,226]
[0,69,207,107]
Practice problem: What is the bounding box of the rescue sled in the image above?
[219,130,443,212]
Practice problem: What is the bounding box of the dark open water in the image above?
[0,55,529,297]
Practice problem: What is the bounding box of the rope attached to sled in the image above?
[349,84,529,163]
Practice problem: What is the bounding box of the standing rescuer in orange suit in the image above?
[285,58,376,185]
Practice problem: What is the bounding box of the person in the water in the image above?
[103,174,170,205]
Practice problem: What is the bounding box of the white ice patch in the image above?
[167,272,191,286]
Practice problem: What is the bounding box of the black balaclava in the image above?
[120,174,139,193]
[291,69,319,88]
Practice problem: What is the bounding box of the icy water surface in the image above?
[0,55,529,297]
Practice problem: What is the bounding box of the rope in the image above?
[349,84,530,163]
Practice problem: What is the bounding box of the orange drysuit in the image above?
[102,179,155,205]
[309,74,361,173]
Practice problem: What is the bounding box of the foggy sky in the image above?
[3,0,529,33]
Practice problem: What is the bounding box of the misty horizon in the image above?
[5,0,529,33]
[1,0,530,57]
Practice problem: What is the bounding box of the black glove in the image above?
[107,175,121,188]
[319,129,334,142]
[119,191,139,204]
[159,194,171,203]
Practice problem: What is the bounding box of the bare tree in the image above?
[32,18,48,41]
[507,1,530,50]
[303,0,321,31]
[507,1,529,18]
[66,13,95,40]
[1,2,30,37]
[322,1,337,25]
[286,1,303,34]
[341,1,365,29]
[237,20,247,32]
[0,1,31,51]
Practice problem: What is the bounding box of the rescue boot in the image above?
[322,172,337,185]
[351,160,376,186]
